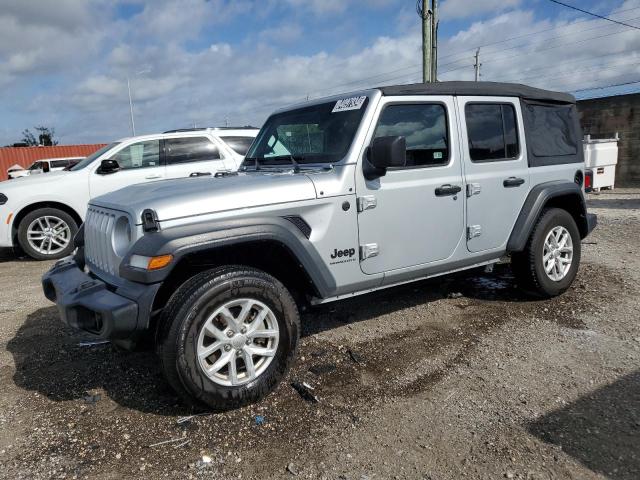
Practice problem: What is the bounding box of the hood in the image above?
[91,172,317,223]
[1,170,73,189]
[7,164,25,172]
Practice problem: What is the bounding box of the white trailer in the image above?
[583,133,618,192]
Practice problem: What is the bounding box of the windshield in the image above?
[70,143,120,171]
[28,161,42,171]
[244,97,369,167]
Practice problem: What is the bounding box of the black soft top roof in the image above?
[378,81,575,104]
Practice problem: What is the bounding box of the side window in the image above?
[165,137,220,165]
[465,103,519,162]
[373,103,449,168]
[220,136,255,155]
[110,140,160,169]
[51,160,69,168]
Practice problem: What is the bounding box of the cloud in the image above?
[2,0,640,145]
[440,0,522,20]
[260,24,302,44]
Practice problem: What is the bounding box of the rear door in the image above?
[457,97,529,252]
[356,97,465,274]
[89,138,165,198]
[163,135,229,178]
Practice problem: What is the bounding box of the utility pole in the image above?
[418,0,438,83]
[473,48,482,82]
[431,0,438,82]
[127,76,135,136]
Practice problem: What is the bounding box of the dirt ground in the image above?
[0,189,638,480]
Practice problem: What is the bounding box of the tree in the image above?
[20,126,58,146]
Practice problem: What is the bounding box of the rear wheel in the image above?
[157,266,300,411]
[512,208,581,297]
[17,208,78,260]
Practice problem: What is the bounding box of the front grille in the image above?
[84,206,119,276]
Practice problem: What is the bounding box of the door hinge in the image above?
[467,225,482,240]
[357,195,377,212]
[359,243,379,260]
[466,183,481,197]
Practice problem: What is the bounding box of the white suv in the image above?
[0,127,258,259]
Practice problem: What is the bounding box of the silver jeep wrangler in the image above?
[43,81,597,410]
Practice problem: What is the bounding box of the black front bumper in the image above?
[42,257,160,339]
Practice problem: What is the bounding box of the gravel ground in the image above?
[0,188,638,480]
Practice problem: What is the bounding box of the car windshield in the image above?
[244,97,369,167]
[69,143,120,171]
[28,161,42,171]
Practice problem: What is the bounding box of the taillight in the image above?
[585,170,593,191]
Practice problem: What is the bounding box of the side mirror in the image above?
[97,159,120,175]
[363,136,406,180]
[42,163,50,173]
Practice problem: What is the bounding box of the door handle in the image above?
[435,184,462,197]
[503,177,525,188]
[145,174,163,179]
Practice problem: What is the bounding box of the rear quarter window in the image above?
[220,136,255,155]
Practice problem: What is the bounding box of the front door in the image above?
[457,98,530,253]
[356,97,465,275]
[89,139,165,199]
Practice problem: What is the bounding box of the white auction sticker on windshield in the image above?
[332,96,367,113]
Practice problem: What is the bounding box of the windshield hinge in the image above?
[357,196,377,213]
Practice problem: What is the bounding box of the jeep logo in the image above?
[331,248,356,259]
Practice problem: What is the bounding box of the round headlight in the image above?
[112,216,132,258]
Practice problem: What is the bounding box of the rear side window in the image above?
[51,160,69,168]
[165,137,220,164]
[220,136,255,155]
[465,103,519,162]
[526,104,577,157]
[373,103,449,168]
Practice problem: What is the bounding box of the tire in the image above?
[157,266,300,411]
[17,208,78,260]
[512,208,581,298]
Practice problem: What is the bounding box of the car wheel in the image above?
[17,208,78,260]
[512,208,581,298]
[157,266,300,411]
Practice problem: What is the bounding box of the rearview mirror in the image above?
[363,136,406,180]
[97,159,120,175]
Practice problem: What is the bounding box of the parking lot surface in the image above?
[1,189,639,479]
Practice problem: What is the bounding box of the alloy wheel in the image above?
[196,298,280,387]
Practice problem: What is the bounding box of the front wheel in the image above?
[17,208,78,260]
[512,208,581,298]
[157,266,300,411]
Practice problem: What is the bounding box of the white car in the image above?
[0,127,258,259]
[7,157,85,179]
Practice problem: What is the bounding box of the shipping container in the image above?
[0,144,107,181]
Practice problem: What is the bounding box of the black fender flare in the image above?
[119,216,336,298]
[507,180,589,252]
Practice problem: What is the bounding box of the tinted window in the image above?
[165,137,220,165]
[110,140,160,169]
[526,104,577,157]
[51,160,69,168]
[220,136,255,155]
[29,161,42,171]
[466,104,519,161]
[373,103,448,167]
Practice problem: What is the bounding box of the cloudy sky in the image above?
[1,0,640,145]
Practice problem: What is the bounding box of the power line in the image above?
[437,5,640,63]
[547,0,640,31]
[572,78,640,93]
